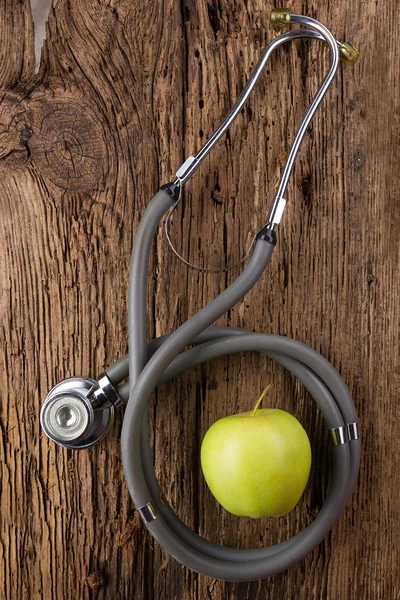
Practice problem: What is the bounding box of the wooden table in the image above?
[1,1,398,598]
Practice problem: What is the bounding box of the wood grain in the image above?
[0,0,399,598]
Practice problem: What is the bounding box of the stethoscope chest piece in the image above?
[40,377,114,449]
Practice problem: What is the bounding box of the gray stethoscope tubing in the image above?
[40,12,360,581]
[118,188,359,579]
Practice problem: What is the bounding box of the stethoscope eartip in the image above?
[339,41,360,64]
[270,8,291,27]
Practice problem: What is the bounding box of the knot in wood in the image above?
[86,570,104,590]
[27,98,106,191]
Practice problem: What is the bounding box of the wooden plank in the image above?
[0,0,399,598]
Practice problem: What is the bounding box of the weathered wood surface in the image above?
[0,1,399,598]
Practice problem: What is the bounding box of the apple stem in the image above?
[252,384,273,416]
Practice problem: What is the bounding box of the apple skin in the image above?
[200,408,311,518]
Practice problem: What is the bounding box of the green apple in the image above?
[200,386,311,518]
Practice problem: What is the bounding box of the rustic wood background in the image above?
[1,0,399,598]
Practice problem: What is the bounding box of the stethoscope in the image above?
[40,9,360,581]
